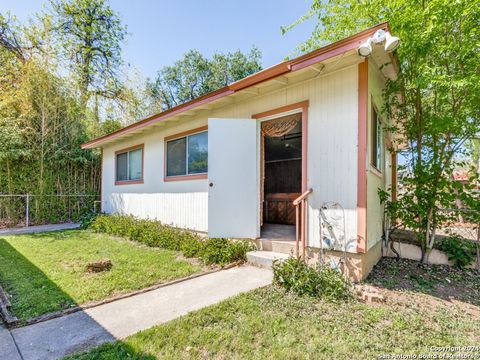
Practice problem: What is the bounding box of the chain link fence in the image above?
[436,208,479,241]
[0,194,100,229]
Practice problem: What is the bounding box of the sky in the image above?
[1,0,316,79]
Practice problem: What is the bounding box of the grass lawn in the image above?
[0,230,203,320]
[68,260,480,360]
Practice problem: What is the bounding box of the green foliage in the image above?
[79,211,97,229]
[180,234,205,258]
[0,57,100,224]
[148,48,262,110]
[89,214,254,266]
[272,257,352,300]
[198,237,255,267]
[287,0,480,260]
[437,236,476,268]
[0,2,132,226]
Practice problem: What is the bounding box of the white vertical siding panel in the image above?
[105,192,208,232]
[305,66,358,251]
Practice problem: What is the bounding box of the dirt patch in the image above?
[86,259,113,273]
[365,257,480,312]
[175,254,209,269]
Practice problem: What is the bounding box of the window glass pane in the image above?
[167,137,186,176]
[376,120,382,171]
[188,131,208,174]
[372,109,379,169]
[116,152,128,181]
[129,148,143,180]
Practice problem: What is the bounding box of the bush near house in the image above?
[89,214,255,266]
[436,236,477,269]
[272,257,352,301]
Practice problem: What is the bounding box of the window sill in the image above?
[164,174,208,182]
[115,179,144,185]
[369,165,383,179]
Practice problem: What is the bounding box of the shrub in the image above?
[199,238,255,266]
[88,214,254,266]
[272,257,352,301]
[90,214,136,237]
[79,211,97,229]
[437,236,476,268]
[180,234,204,258]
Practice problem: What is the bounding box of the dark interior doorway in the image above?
[263,113,302,225]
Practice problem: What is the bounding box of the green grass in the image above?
[0,230,202,320]
[67,285,480,360]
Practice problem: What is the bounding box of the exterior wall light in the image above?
[358,29,400,57]
[358,38,373,57]
[384,31,400,52]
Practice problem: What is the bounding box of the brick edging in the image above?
[0,285,18,324]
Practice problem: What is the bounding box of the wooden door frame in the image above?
[252,101,309,229]
[252,100,309,193]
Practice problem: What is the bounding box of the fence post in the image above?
[25,194,30,227]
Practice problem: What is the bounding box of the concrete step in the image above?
[258,239,296,254]
[246,250,290,269]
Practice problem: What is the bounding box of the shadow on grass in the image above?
[365,257,480,307]
[0,237,154,359]
[0,237,79,320]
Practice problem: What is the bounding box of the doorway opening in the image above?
[261,112,302,240]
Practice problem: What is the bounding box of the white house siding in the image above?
[103,192,208,231]
[366,60,392,250]
[101,64,360,250]
[102,117,209,231]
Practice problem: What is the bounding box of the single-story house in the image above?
[82,23,400,280]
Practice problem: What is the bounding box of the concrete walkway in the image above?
[0,323,21,360]
[5,265,272,360]
[0,223,80,236]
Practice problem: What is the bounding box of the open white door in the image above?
[208,118,258,238]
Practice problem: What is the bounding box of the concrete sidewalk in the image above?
[7,265,272,360]
[0,223,80,236]
[0,323,21,360]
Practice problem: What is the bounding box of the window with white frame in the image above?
[371,107,383,172]
[116,146,143,182]
[166,131,208,177]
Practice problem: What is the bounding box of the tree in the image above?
[148,47,262,110]
[0,13,28,63]
[285,0,480,261]
[49,0,126,111]
[0,12,102,224]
